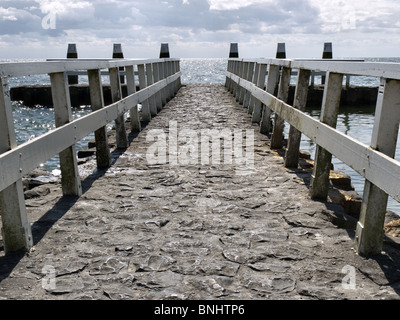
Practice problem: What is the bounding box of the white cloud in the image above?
[0,0,400,58]
[207,0,272,11]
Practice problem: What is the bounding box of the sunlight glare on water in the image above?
[4,57,400,215]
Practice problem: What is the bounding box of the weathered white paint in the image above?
[146,63,157,116]
[247,63,259,114]
[291,60,400,80]
[250,64,267,123]
[152,62,163,112]
[88,68,111,168]
[259,64,279,134]
[226,69,400,202]
[310,72,343,200]
[243,62,255,109]
[49,72,82,196]
[270,66,291,149]
[0,58,180,255]
[109,67,128,149]
[0,58,178,78]
[226,58,400,255]
[0,77,33,253]
[284,69,311,168]
[355,78,400,255]
[0,71,181,192]
[125,65,141,132]
[137,64,151,122]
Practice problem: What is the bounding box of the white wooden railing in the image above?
[0,58,181,254]
[226,58,400,256]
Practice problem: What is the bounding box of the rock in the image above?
[329,170,354,190]
[24,174,58,190]
[24,185,51,199]
[245,274,296,294]
[89,257,129,275]
[385,219,400,237]
[328,189,362,218]
[318,207,358,230]
[78,149,96,158]
[299,151,311,159]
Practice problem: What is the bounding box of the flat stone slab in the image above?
[1,84,400,300]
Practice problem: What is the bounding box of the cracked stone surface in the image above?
[1,84,400,300]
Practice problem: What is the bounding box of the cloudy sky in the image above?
[1,0,400,59]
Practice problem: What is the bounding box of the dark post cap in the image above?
[276,43,286,59]
[113,43,124,59]
[229,43,239,58]
[67,43,78,58]
[322,42,333,59]
[160,43,170,58]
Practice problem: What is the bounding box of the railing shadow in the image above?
[0,121,150,284]
[269,138,400,297]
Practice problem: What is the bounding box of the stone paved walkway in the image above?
[1,84,400,300]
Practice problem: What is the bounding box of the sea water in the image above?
[3,57,400,215]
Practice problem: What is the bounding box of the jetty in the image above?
[1,43,400,300]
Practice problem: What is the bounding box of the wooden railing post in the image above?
[167,61,174,100]
[251,63,268,123]
[175,60,182,93]
[260,64,279,134]
[355,78,400,255]
[138,64,151,122]
[243,62,255,109]
[164,61,172,101]
[270,66,291,148]
[310,72,343,199]
[234,60,241,97]
[0,77,33,253]
[235,60,244,102]
[145,63,157,116]
[226,60,235,93]
[225,60,232,89]
[49,72,82,196]
[159,62,167,106]
[88,69,111,168]
[247,62,260,114]
[109,67,128,149]
[228,60,235,93]
[284,69,311,168]
[125,65,141,132]
[152,62,162,112]
[238,62,249,105]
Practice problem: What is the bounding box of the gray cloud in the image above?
[0,0,399,58]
